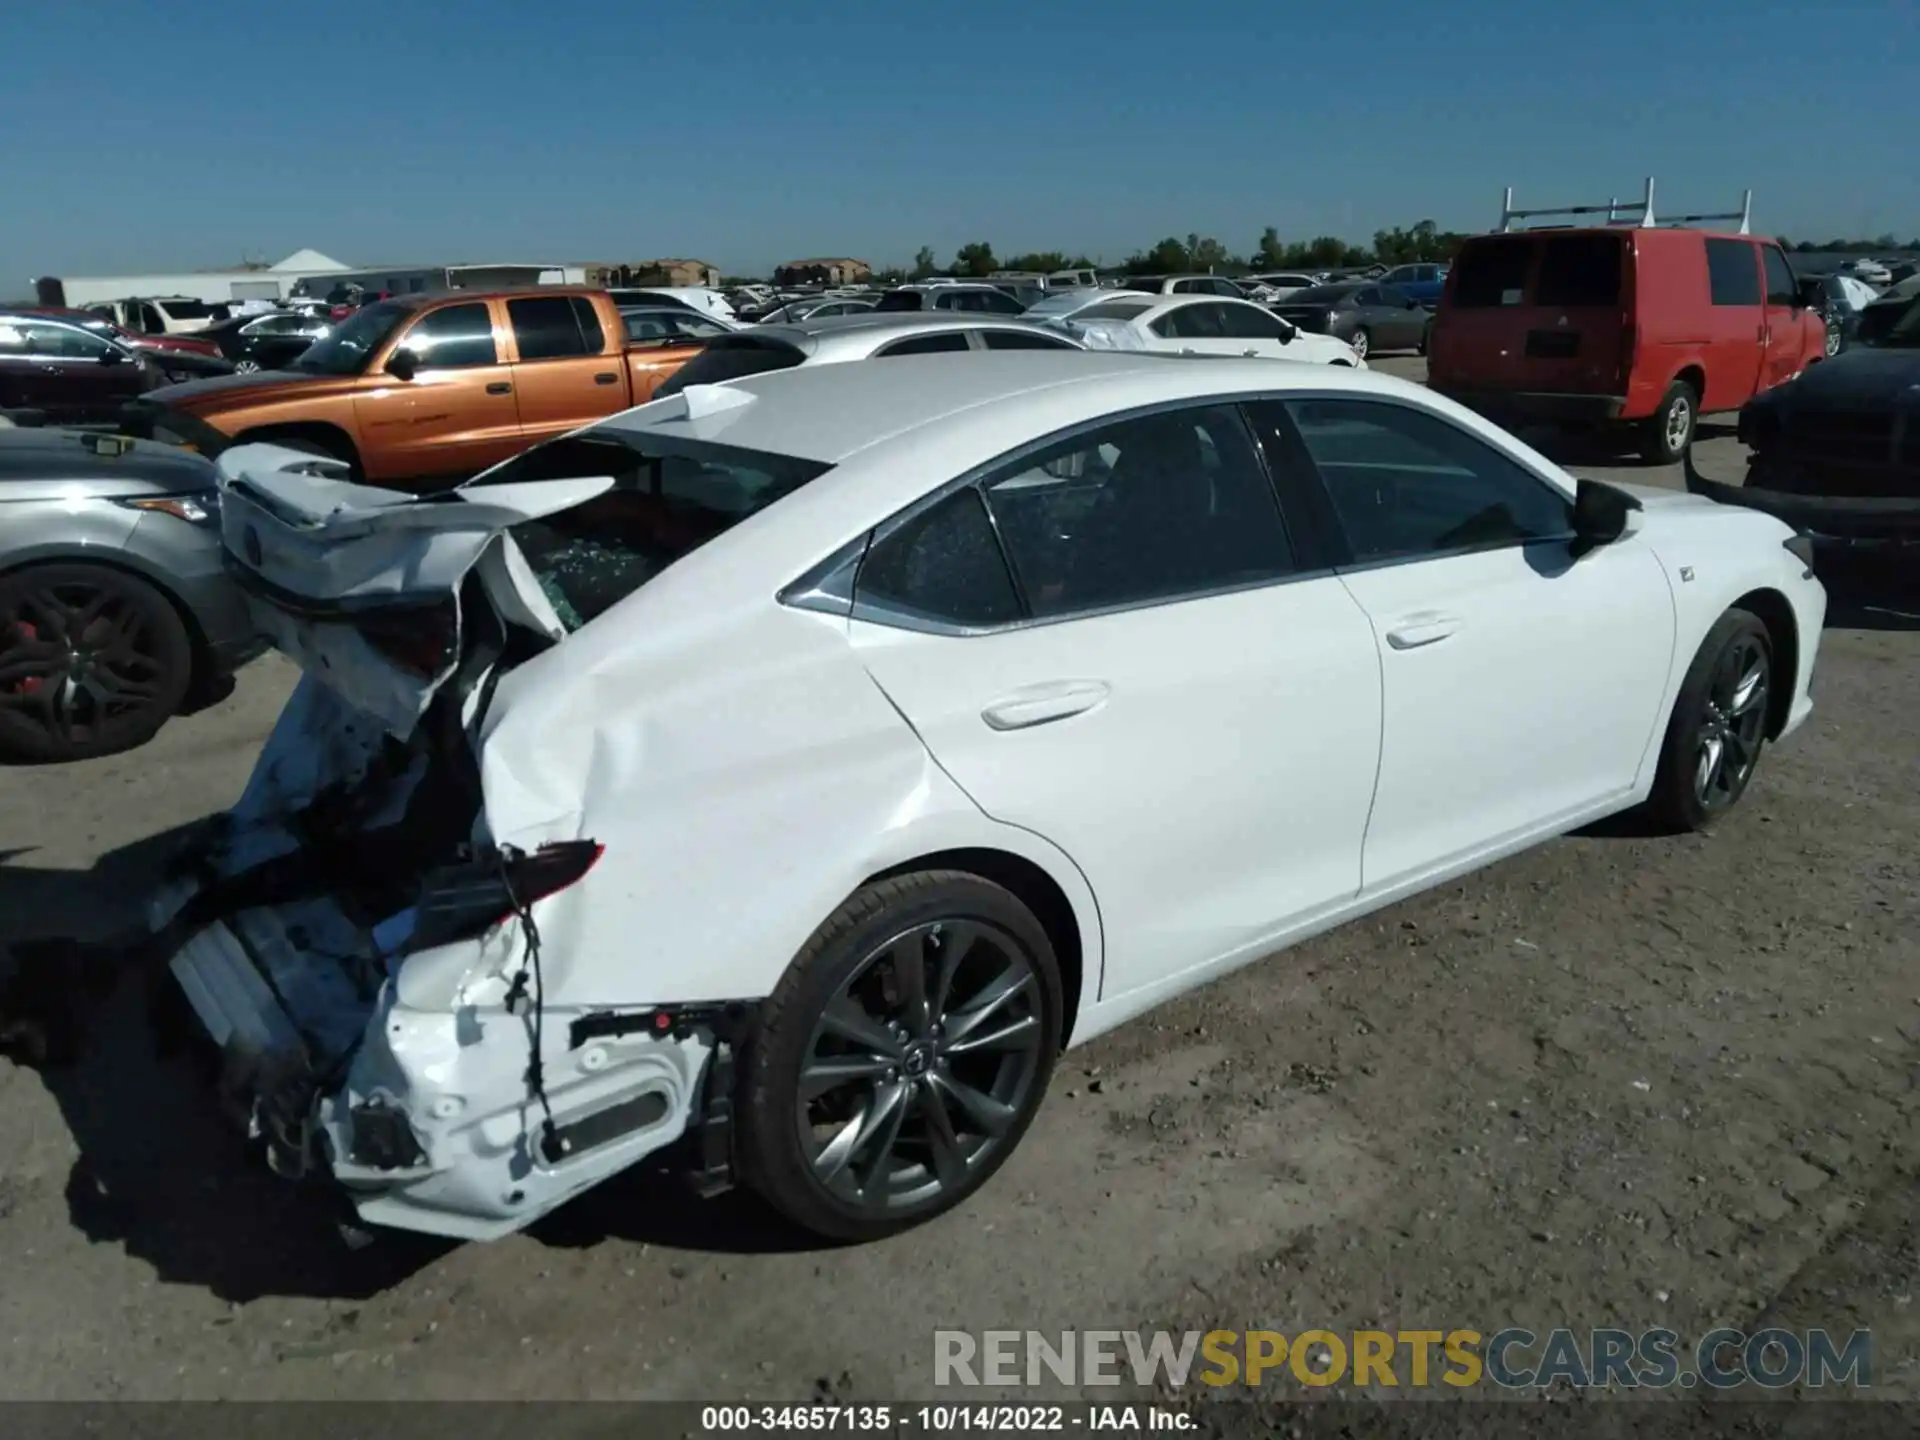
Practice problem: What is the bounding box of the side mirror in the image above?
[384,348,418,381]
[99,347,127,366]
[1570,477,1643,556]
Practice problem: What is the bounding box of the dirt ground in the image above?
[1,358,1916,1407]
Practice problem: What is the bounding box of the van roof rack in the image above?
[1498,177,1752,235]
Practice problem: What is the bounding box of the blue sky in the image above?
[6,0,1916,285]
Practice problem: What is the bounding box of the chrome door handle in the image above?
[982,680,1110,731]
[1384,613,1462,650]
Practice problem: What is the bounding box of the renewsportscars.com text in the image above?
[933,1328,1872,1390]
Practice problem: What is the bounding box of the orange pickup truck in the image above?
[137,288,707,487]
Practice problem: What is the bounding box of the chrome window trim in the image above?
[777,388,1582,636]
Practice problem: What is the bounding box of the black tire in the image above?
[737,870,1064,1243]
[1418,320,1433,357]
[1639,380,1697,465]
[1348,326,1371,362]
[0,562,194,763]
[1644,608,1773,833]
[1823,320,1842,358]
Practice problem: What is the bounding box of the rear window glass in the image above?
[1534,235,1623,307]
[1451,238,1535,307]
[472,431,832,632]
[874,291,926,311]
[654,340,804,396]
[1073,299,1154,321]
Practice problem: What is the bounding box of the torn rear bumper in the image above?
[155,880,720,1242]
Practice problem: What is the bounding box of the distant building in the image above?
[775,257,872,286]
[626,258,722,287]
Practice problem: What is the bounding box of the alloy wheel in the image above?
[1349,328,1369,361]
[0,578,170,749]
[1824,323,1841,358]
[234,358,261,374]
[796,919,1046,1213]
[1693,634,1769,809]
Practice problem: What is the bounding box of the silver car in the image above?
[655,312,1085,395]
[0,428,261,762]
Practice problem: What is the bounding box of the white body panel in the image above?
[164,353,1827,1240]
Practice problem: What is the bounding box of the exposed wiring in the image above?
[496,846,566,1162]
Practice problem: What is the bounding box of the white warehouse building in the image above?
[32,249,355,309]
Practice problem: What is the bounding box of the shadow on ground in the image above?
[0,827,452,1303]
[1520,418,1741,467]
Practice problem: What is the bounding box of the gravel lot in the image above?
[2,357,1916,1407]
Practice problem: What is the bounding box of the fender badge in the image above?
[1679,566,1695,582]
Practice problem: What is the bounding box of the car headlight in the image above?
[117,490,220,525]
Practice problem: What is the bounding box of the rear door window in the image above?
[1533,235,1623,307]
[1450,237,1535,307]
[1705,239,1762,307]
[509,296,593,360]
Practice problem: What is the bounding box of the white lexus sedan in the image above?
[138,353,1822,1244]
[1049,292,1364,367]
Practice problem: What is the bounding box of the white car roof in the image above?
[602,350,1421,466]
[715,313,1073,364]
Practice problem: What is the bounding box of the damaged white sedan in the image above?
[65,351,1822,1244]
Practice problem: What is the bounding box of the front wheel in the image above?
[0,563,194,763]
[233,358,261,374]
[1644,609,1773,832]
[737,871,1063,1242]
[1347,327,1371,362]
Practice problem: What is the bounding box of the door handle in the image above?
[1384,613,1462,650]
[1179,347,1199,355]
[981,680,1110,732]
[1242,348,1261,356]
[594,372,618,385]
[486,381,512,395]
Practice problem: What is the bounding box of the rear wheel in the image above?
[1823,320,1842,358]
[0,563,194,763]
[737,871,1063,1242]
[1644,609,1773,832]
[233,357,261,374]
[1639,380,1697,464]
[1348,327,1371,362]
[1418,319,1433,356]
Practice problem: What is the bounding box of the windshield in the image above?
[292,300,411,374]
[468,431,833,632]
[655,338,807,396]
[158,299,218,319]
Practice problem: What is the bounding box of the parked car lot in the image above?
[0,353,1915,1402]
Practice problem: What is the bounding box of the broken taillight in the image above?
[360,601,460,679]
[408,841,604,952]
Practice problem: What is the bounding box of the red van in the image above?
[1428,226,1827,463]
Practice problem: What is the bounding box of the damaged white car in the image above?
[10,351,1824,1245]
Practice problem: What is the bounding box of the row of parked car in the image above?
[4,205,1916,765]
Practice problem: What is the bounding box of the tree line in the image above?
[875,221,1477,282]
[770,223,1918,286]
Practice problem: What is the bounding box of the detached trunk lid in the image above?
[216,442,611,733]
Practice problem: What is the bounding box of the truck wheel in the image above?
[1639,381,1697,465]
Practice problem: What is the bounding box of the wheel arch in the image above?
[864,846,1091,1047]
[232,419,361,468]
[0,547,211,687]
[1671,363,1707,404]
[1731,586,1799,739]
